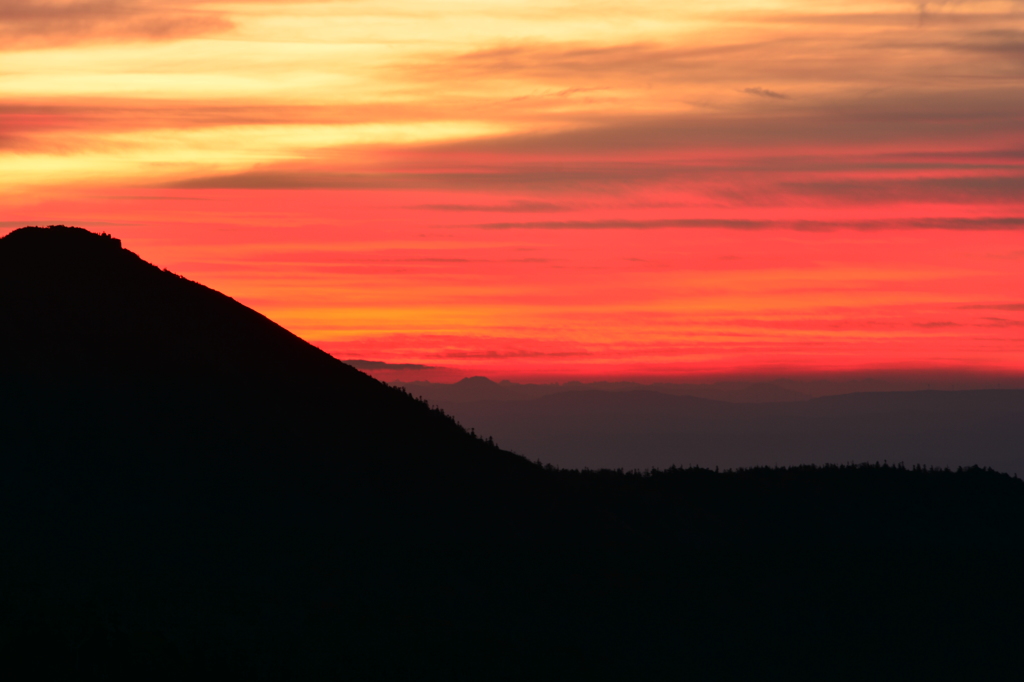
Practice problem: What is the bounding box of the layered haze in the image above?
[4,0,1023,381]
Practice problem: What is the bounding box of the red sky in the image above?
[3,1,1022,382]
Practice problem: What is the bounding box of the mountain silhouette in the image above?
[1,225,353,379]
[3,226,1024,681]
[0,225,532,482]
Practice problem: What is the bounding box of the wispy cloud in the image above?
[0,0,232,49]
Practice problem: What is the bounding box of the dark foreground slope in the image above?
[2,226,1024,681]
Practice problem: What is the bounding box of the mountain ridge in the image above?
[0,224,537,485]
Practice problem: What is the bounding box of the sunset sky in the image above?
[3,0,1023,382]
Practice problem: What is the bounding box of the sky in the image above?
[3,0,1023,383]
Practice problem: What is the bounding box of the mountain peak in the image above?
[458,376,498,386]
[0,225,359,383]
[3,224,123,253]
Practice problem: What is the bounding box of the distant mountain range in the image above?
[2,226,1024,681]
[395,372,1024,405]
[398,377,1024,473]
[396,375,811,403]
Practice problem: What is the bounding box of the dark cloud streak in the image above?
[342,359,439,371]
[410,200,568,212]
[959,303,1024,311]
[743,87,789,99]
[474,217,1024,231]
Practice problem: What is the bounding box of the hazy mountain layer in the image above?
[424,386,1024,473]
[395,375,811,403]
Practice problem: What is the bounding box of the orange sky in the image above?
[3,0,1023,382]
